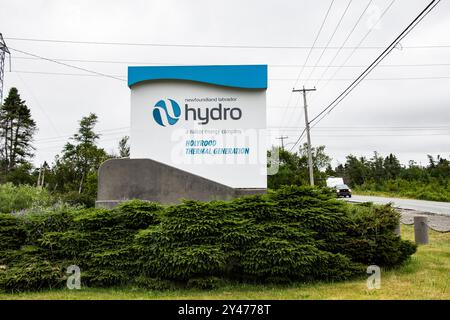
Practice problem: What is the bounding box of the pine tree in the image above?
[0,87,37,174]
[118,135,130,158]
[49,113,109,203]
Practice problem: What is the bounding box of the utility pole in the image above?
[276,135,288,150]
[0,33,10,104]
[41,165,45,187]
[292,86,316,186]
[37,165,42,187]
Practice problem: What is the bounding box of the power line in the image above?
[309,0,441,128]
[35,127,130,143]
[289,128,306,152]
[303,0,354,86]
[312,0,374,88]
[12,70,450,81]
[299,133,450,137]
[284,0,381,135]
[8,47,126,81]
[288,0,439,150]
[37,135,129,151]
[5,36,450,49]
[273,63,450,68]
[11,56,450,68]
[272,76,450,81]
[11,70,125,78]
[280,131,450,148]
[279,0,335,136]
[309,0,397,104]
[269,125,450,130]
[15,72,61,136]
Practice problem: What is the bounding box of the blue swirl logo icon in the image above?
[152,99,181,127]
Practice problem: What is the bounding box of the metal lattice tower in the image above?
[0,33,10,104]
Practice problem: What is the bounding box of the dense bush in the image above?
[0,214,27,263]
[0,187,416,292]
[0,183,54,213]
[354,178,450,202]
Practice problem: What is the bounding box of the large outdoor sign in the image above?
[128,65,267,189]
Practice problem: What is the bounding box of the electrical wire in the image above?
[288,0,440,152]
[312,0,374,88]
[303,0,354,86]
[5,36,450,49]
[309,0,441,128]
[11,56,450,68]
[279,0,335,136]
[8,47,126,81]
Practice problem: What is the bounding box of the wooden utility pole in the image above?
[276,135,288,150]
[37,165,42,187]
[292,86,316,186]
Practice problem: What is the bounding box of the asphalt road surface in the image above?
[346,195,450,217]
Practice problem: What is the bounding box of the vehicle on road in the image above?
[335,184,352,198]
[326,177,344,188]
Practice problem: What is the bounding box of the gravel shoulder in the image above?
[399,209,450,232]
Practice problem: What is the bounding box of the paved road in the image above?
[346,195,450,216]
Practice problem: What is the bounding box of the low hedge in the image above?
[0,186,416,292]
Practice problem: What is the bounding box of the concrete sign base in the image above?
[95,158,266,208]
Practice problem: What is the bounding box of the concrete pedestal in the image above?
[96,158,266,208]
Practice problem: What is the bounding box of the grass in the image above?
[352,186,450,203]
[0,225,448,300]
[352,190,426,201]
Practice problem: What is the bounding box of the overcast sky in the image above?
[1,0,449,168]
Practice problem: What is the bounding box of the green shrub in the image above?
[0,214,26,263]
[342,203,417,266]
[0,258,63,293]
[0,183,53,213]
[0,186,416,292]
[22,204,78,245]
[60,191,95,208]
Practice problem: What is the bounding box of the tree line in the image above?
[1,86,449,206]
[0,87,130,206]
[269,144,450,202]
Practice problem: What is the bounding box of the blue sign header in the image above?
[128,65,267,89]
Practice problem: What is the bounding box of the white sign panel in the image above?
[128,65,267,189]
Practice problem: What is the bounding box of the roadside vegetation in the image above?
[269,148,450,202]
[353,180,450,202]
[0,225,447,300]
[0,183,54,213]
[0,186,416,293]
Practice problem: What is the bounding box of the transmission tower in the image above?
[0,33,10,104]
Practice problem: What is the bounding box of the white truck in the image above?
[326,177,344,188]
[326,177,352,198]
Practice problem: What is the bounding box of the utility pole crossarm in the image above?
[276,135,289,150]
[292,86,316,186]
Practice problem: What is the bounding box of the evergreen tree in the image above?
[383,153,401,180]
[118,135,130,158]
[50,113,109,205]
[0,87,37,179]
[268,144,331,189]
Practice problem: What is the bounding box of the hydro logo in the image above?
[153,98,242,126]
[153,99,181,127]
